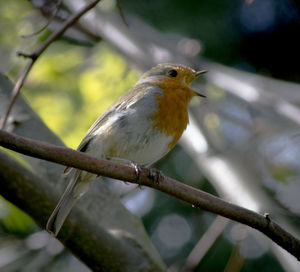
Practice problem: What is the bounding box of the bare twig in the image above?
[0,0,102,130]
[21,0,63,38]
[0,61,34,128]
[0,130,299,260]
[37,6,101,43]
[116,0,128,26]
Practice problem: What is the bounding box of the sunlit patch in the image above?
[0,197,34,233]
[29,47,84,85]
[26,231,50,250]
[24,45,139,149]
[108,228,134,240]
[152,214,192,257]
[210,71,260,102]
[182,115,208,153]
[228,224,268,259]
[122,188,155,217]
[208,157,260,212]
[26,231,64,255]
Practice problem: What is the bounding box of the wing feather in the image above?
[64,82,157,173]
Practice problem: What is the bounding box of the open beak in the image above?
[191,70,207,97]
[194,70,208,77]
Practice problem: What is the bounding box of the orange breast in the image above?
[150,78,196,149]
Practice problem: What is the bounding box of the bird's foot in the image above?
[106,156,142,186]
[147,167,162,185]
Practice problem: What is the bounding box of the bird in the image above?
[46,63,206,236]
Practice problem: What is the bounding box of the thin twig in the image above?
[0,0,102,130]
[37,5,101,42]
[21,0,63,38]
[0,61,34,128]
[0,130,299,260]
[116,0,128,26]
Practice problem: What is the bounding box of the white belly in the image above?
[87,110,173,166]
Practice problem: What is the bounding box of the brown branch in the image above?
[0,0,102,130]
[0,130,299,260]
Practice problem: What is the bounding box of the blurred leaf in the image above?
[0,197,35,236]
[24,44,138,148]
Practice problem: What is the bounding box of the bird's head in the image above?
[139,63,207,97]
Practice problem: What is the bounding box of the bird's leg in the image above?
[132,162,142,182]
[105,157,162,186]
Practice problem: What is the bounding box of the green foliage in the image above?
[24,44,139,148]
[0,1,140,151]
[0,1,32,47]
[0,197,35,236]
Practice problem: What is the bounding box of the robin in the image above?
[46,63,206,236]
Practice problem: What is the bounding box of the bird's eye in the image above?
[168,69,178,77]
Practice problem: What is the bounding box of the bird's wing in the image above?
[63,107,115,174]
[64,82,157,174]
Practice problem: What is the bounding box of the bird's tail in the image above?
[46,170,92,236]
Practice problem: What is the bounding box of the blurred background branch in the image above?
[1,0,300,271]
[0,73,166,271]
[0,0,101,130]
[1,130,299,260]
